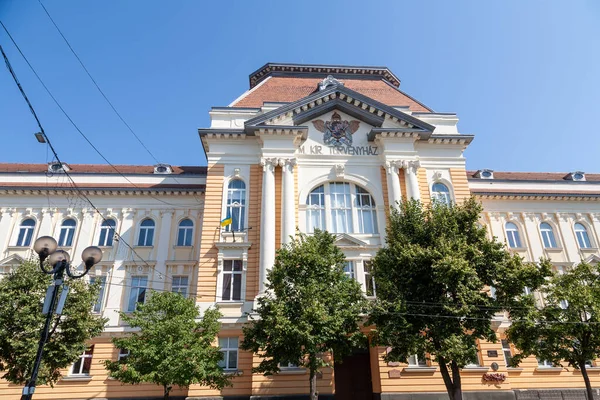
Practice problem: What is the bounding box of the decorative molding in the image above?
[160,209,175,218]
[432,171,443,181]
[318,75,344,91]
[334,164,345,178]
[403,159,421,174]
[217,252,224,272]
[385,160,402,175]
[260,157,278,172]
[233,168,241,177]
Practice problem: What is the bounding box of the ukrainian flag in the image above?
[220,212,232,227]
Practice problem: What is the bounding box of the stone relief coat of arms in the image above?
[312,112,360,147]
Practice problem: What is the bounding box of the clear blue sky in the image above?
[1,1,599,172]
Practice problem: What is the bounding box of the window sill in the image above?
[461,366,489,372]
[216,301,244,307]
[543,247,563,252]
[223,370,243,376]
[279,368,306,375]
[173,245,193,249]
[62,375,92,382]
[535,367,563,372]
[509,247,528,252]
[506,367,524,372]
[580,247,599,252]
[402,366,437,373]
[6,245,30,249]
[133,246,154,249]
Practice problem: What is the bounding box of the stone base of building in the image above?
[378,389,600,400]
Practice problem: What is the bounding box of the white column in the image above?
[404,160,421,201]
[0,208,15,252]
[155,210,174,291]
[555,213,578,263]
[73,209,96,261]
[38,208,55,237]
[520,212,541,261]
[259,157,276,294]
[385,160,402,207]
[280,157,297,244]
[588,213,600,251]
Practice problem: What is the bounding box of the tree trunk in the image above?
[450,360,463,400]
[438,356,458,400]
[581,363,594,400]
[309,367,318,400]
[163,384,171,400]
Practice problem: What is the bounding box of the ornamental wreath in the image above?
[482,373,507,383]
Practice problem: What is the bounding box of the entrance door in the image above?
[334,347,373,400]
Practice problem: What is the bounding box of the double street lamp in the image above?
[21,236,103,400]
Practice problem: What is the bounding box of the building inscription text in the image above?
[299,145,379,156]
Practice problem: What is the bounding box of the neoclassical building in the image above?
[1,63,600,400]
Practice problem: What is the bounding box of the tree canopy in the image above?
[104,291,229,400]
[507,261,600,400]
[0,260,106,386]
[369,198,551,400]
[241,230,368,400]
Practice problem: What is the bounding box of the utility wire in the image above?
[36,0,160,165]
[0,20,200,208]
[0,39,172,284]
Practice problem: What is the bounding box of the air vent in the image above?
[474,169,494,179]
[565,171,585,181]
[153,164,172,174]
[48,162,69,173]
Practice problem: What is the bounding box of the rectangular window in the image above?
[218,337,238,370]
[343,261,355,279]
[560,299,569,309]
[538,359,554,368]
[90,275,107,313]
[71,345,94,375]
[541,230,557,248]
[407,354,427,367]
[222,260,242,301]
[127,275,148,312]
[355,186,378,234]
[330,182,352,233]
[506,231,521,248]
[307,185,325,233]
[501,339,513,367]
[172,275,189,298]
[363,261,376,297]
[465,345,481,367]
[118,348,130,361]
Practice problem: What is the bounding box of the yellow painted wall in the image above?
[417,168,431,206]
[245,164,262,301]
[379,167,390,214]
[449,168,471,203]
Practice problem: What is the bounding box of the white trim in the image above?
[227,76,272,107]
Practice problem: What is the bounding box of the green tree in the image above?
[104,291,229,400]
[368,198,550,400]
[507,261,600,400]
[0,260,106,386]
[241,230,368,400]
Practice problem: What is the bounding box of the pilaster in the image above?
[259,157,277,294]
[279,157,296,244]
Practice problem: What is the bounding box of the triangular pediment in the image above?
[584,254,600,265]
[334,233,369,248]
[244,84,434,133]
[0,254,24,266]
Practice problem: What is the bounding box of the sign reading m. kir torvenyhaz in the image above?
[301,112,379,156]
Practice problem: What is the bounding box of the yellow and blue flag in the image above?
[220,212,232,227]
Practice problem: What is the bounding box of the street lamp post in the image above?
[20,236,103,400]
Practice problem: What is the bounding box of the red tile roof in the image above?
[467,171,600,182]
[232,77,432,112]
[0,163,206,175]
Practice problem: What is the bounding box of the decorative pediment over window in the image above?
[584,254,600,265]
[244,84,435,133]
[0,254,25,266]
[334,233,370,249]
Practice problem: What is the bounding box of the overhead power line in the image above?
[37,0,160,165]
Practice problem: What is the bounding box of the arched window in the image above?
[58,219,77,247]
[226,179,246,232]
[575,223,592,249]
[16,218,36,247]
[540,222,557,248]
[98,219,116,247]
[305,182,378,234]
[137,219,155,246]
[505,222,522,248]
[177,218,194,246]
[431,182,452,206]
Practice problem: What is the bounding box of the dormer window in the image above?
[565,171,585,181]
[153,164,172,174]
[474,169,494,179]
[48,162,69,173]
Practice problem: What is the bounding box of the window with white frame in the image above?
[177,218,194,246]
[127,275,148,312]
[16,218,35,247]
[90,275,107,313]
[465,344,481,367]
[363,260,376,297]
[407,354,427,367]
[559,299,569,309]
[137,219,155,246]
[343,261,355,280]
[58,218,77,247]
[501,339,513,367]
[431,182,452,206]
[505,222,522,248]
[226,179,246,232]
[540,222,558,248]
[118,348,130,361]
[306,185,326,233]
[221,260,242,301]
[538,359,554,368]
[172,275,189,297]
[218,337,238,370]
[523,286,531,295]
[306,182,378,234]
[98,219,116,247]
[70,345,94,375]
[575,223,592,249]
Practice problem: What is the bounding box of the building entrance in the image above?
[334,347,373,400]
